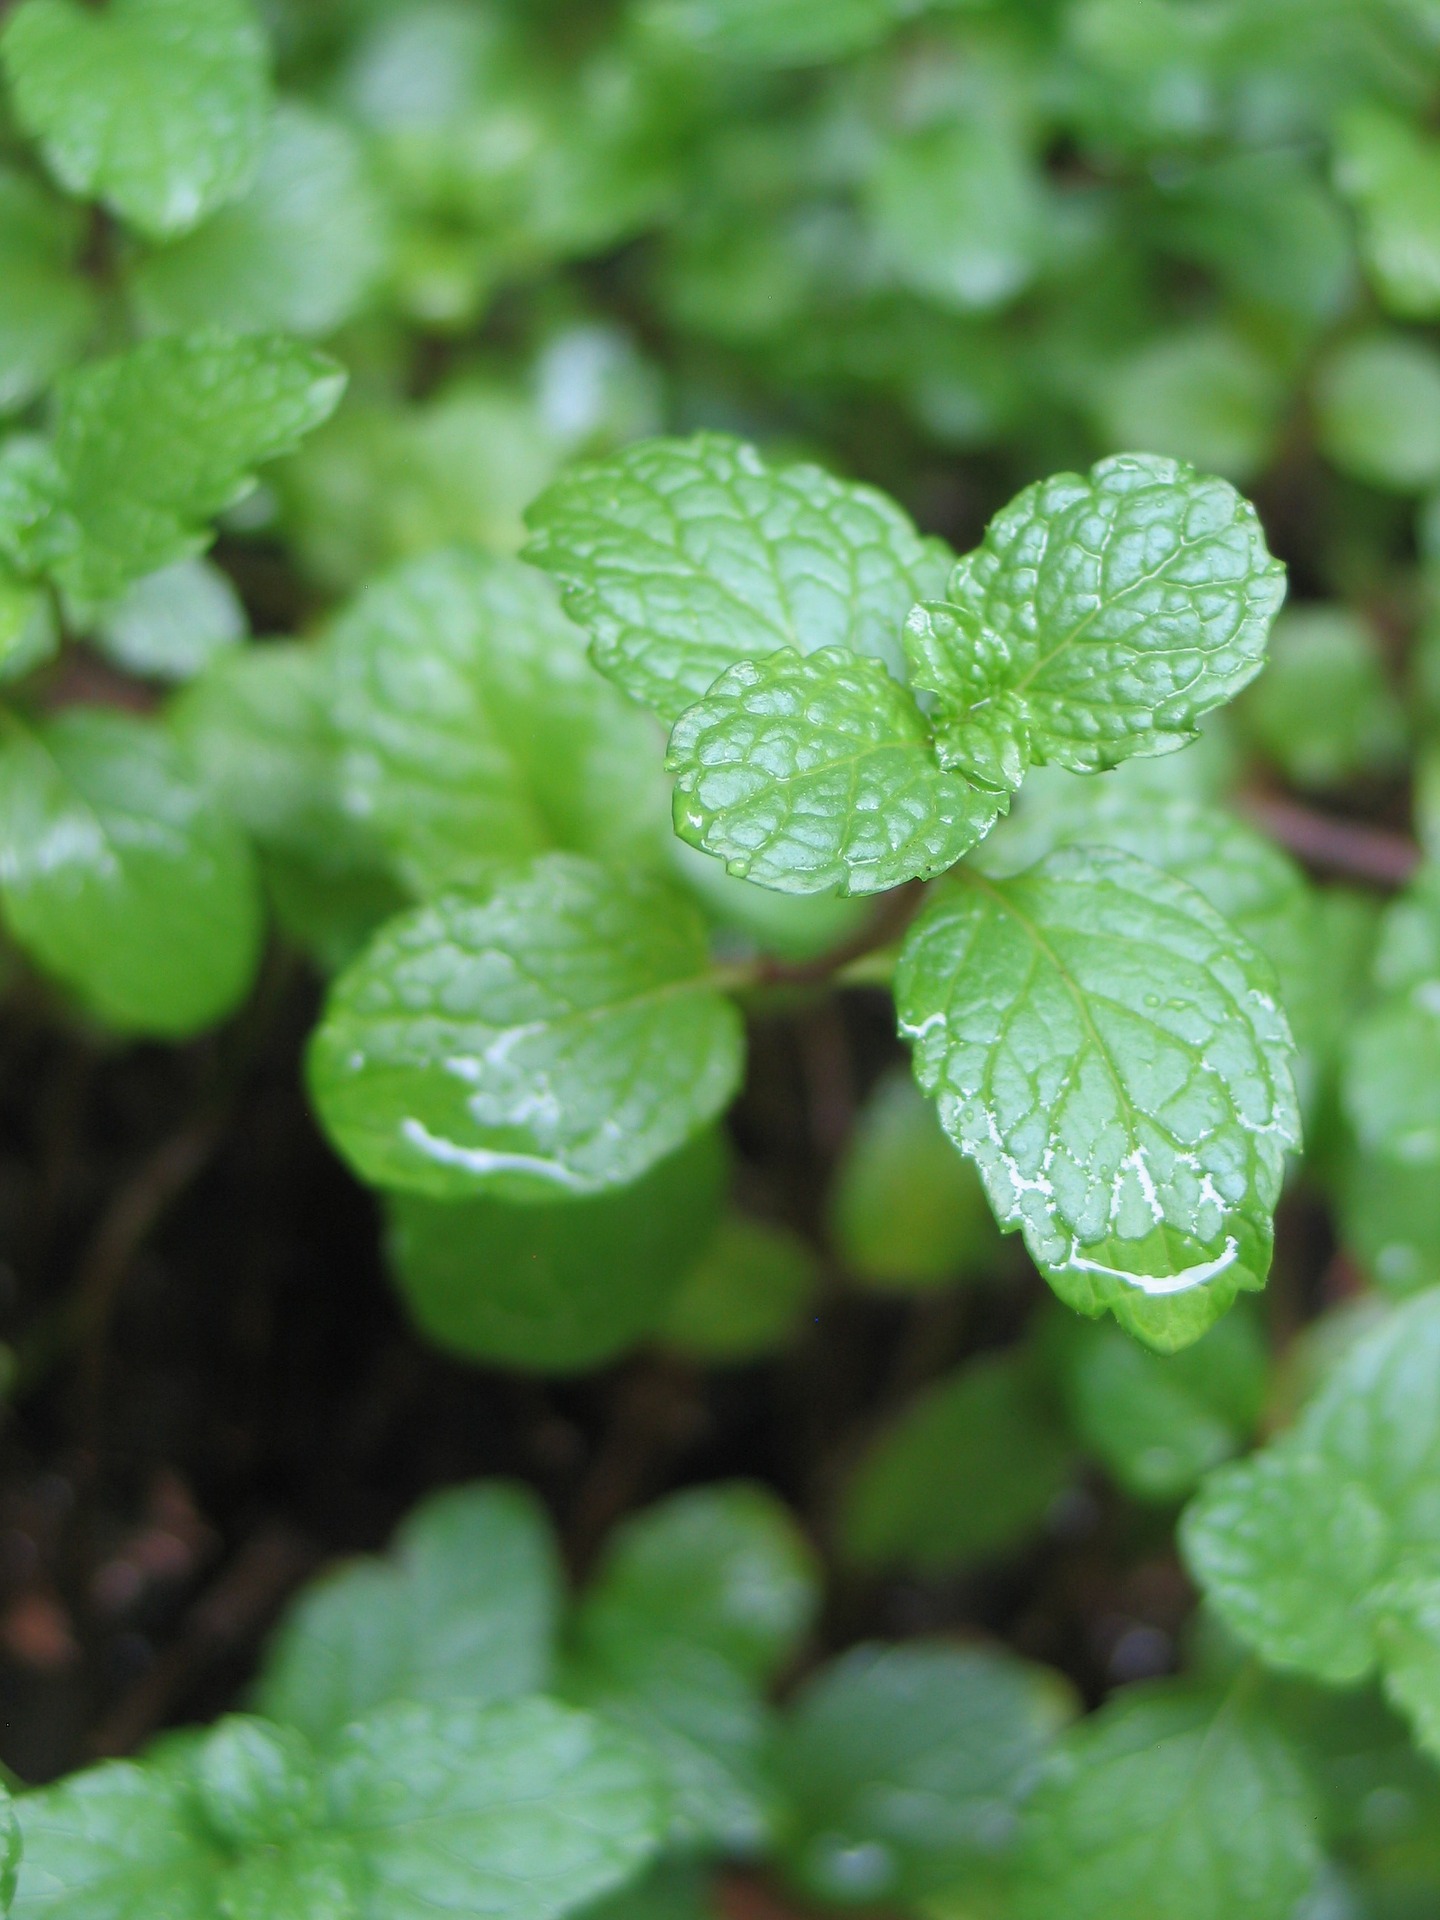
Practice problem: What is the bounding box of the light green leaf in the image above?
[256,1481,562,1748]
[1239,605,1406,789]
[0,708,262,1035]
[43,332,345,602]
[660,1213,818,1362]
[0,1788,17,1913]
[93,556,246,681]
[774,1644,1072,1909]
[1,0,270,240]
[1316,332,1440,493]
[193,1716,322,1849]
[1011,1684,1323,1920]
[1344,986,1440,1166]
[387,1131,727,1373]
[308,854,745,1202]
[897,848,1301,1349]
[524,433,952,723]
[1095,326,1284,483]
[325,1698,665,1920]
[0,166,95,413]
[667,648,1002,896]
[1054,1305,1268,1503]
[1335,103,1440,319]
[326,548,667,896]
[0,564,57,684]
[635,0,905,67]
[830,1067,1001,1292]
[1183,1291,1440,1758]
[840,1350,1073,1573]
[13,1760,219,1919]
[905,452,1286,781]
[129,102,388,338]
[1340,1148,1440,1296]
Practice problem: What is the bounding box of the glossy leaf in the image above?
[667,647,1002,895]
[897,848,1301,1349]
[905,453,1285,783]
[308,854,745,1201]
[1,0,270,240]
[524,433,951,722]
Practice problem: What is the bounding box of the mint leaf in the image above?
[1316,332,1440,493]
[0,564,56,684]
[13,1760,219,1920]
[1344,986,1440,1166]
[905,453,1285,781]
[774,1644,1071,1908]
[635,0,905,67]
[1011,1684,1322,1920]
[524,433,951,723]
[1238,605,1406,789]
[387,1131,727,1373]
[660,1214,818,1362]
[129,101,388,338]
[193,1716,322,1849]
[899,847,1300,1348]
[327,547,667,896]
[840,1350,1073,1573]
[0,166,95,413]
[1183,1291,1440,1756]
[326,1697,665,1920]
[1,0,270,240]
[1094,326,1284,485]
[667,647,1002,895]
[0,709,262,1035]
[1335,103,1440,320]
[307,854,745,1200]
[94,556,246,681]
[1340,1148,1440,1296]
[256,1482,562,1748]
[44,331,344,600]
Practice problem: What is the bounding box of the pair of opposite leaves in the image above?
[313,432,1299,1350]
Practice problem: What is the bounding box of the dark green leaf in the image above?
[660,1214,818,1362]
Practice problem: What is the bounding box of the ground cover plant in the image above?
[3,0,1440,1914]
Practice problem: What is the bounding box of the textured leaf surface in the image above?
[524,433,951,722]
[13,1761,220,1920]
[1,0,270,239]
[775,1644,1071,1908]
[1011,1685,1322,1920]
[327,548,666,895]
[387,1132,726,1372]
[1183,1292,1440,1757]
[667,648,1002,895]
[897,847,1300,1349]
[308,854,745,1201]
[0,167,94,413]
[905,453,1285,782]
[0,709,261,1035]
[257,1482,562,1747]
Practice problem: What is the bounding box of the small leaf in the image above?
[897,847,1300,1349]
[1344,985,1440,1166]
[1095,325,1284,484]
[0,708,262,1035]
[1011,1684,1323,1920]
[387,1131,727,1373]
[308,853,745,1202]
[660,1213,818,1362]
[524,433,951,722]
[1316,332,1440,493]
[1335,103,1440,320]
[635,0,905,67]
[905,452,1285,780]
[0,564,57,684]
[94,556,246,682]
[193,1716,322,1850]
[256,1481,562,1747]
[774,1644,1072,1908]
[1,0,270,239]
[668,647,1002,896]
[0,165,95,413]
[1238,605,1406,790]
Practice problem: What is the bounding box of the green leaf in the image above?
[1340,1148,1440,1296]
[1238,605,1406,789]
[256,1481,562,1748]
[1054,1305,1268,1503]
[1010,1684,1323,1920]
[660,1213,818,1362]
[0,166,95,413]
[387,1130,727,1373]
[841,1350,1073,1574]
[635,0,905,67]
[0,1788,17,1914]
[13,1760,220,1920]
[897,848,1301,1349]
[904,453,1286,781]
[324,1697,666,1920]
[578,1483,819,1688]
[1344,986,1440,1166]
[41,331,345,602]
[830,1067,1002,1292]
[1335,103,1440,320]
[524,433,951,723]
[774,1644,1072,1908]
[93,556,246,682]
[1316,332,1440,493]
[129,101,387,338]
[1094,326,1284,484]
[193,1716,322,1849]
[326,547,667,896]
[1183,1292,1440,1758]
[308,854,745,1202]
[667,648,1003,896]
[0,564,57,684]
[576,1862,711,1920]
[1,0,270,240]
[0,708,262,1035]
